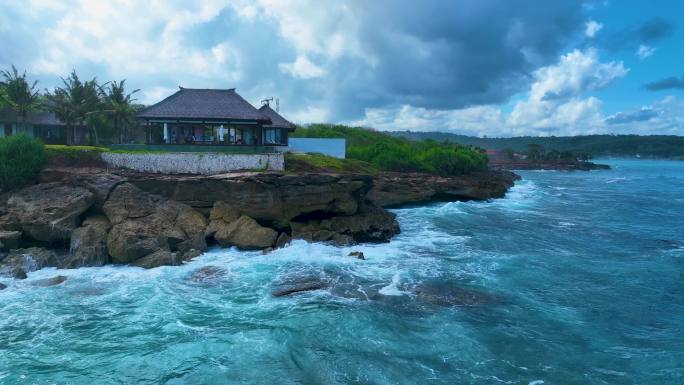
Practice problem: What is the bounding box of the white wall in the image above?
[101,152,284,174]
[286,138,346,159]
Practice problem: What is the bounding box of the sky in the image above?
[1,0,683,137]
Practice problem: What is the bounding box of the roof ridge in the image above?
[178,87,237,92]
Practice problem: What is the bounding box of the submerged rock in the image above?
[272,281,328,297]
[104,183,207,264]
[410,282,499,307]
[0,247,59,279]
[188,265,227,284]
[6,183,94,242]
[214,215,277,250]
[30,275,67,287]
[0,282,6,290]
[348,251,365,260]
[62,215,111,268]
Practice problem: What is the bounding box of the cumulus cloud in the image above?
[279,55,327,79]
[0,0,587,119]
[0,1,680,135]
[354,48,629,136]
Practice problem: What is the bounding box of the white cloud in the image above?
[585,20,603,38]
[354,48,632,136]
[279,55,327,79]
[21,1,241,83]
[637,44,656,59]
[287,105,329,123]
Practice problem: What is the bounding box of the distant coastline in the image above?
[389,131,684,160]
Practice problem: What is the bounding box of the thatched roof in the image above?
[136,88,269,122]
[259,104,295,131]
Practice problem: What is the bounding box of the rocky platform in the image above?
[0,168,517,279]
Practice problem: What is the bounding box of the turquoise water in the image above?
[1,159,683,384]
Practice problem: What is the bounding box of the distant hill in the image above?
[388,131,684,159]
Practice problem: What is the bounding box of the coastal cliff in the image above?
[0,168,517,279]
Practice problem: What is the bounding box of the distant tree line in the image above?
[0,65,140,146]
[392,131,684,159]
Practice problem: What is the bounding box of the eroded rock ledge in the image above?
[0,168,517,279]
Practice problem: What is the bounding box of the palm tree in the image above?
[46,71,105,145]
[105,80,139,144]
[0,65,41,131]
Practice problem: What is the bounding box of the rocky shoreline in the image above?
[489,160,610,171]
[0,167,517,283]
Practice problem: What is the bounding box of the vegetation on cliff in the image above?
[392,131,684,159]
[0,135,46,191]
[291,124,488,175]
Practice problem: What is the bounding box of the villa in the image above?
[0,108,77,144]
[136,87,295,148]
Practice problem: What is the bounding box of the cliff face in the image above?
[0,168,517,278]
[368,170,519,207]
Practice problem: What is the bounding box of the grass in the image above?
[285,153,378,174]
[291,124,488,175]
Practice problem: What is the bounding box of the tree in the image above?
[45,71,104,145]
[105,80,139,144]
[0,65,41,131]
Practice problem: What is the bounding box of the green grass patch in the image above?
[285,153,378,174]
[45,144,110,158]
[0,135,46,191]
[292,124,488,175]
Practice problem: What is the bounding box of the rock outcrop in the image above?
[0,247,60,279]
[62,215,111,268]
[214,215,278,250]
[0,166,517,277]
[368,171,519,207]
[291,207,399,244]
[128,172,371,228]
[104,183,207,264]
[5,183,94,242]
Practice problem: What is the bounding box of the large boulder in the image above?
[205,201,241,238]
[6,183,94,242]
[0,247,60,279]
[213,215,277,250]
[104,183,207,265]
[62,215,111,268]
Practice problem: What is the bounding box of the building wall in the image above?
[286,138,346,159]
[100,152,284,174]
[0,123,35,138]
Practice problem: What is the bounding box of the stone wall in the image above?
[100,152,284,174]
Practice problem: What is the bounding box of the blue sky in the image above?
[0,0,682,136]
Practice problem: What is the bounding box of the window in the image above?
[263,128,282,144]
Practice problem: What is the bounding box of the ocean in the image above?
[1,159,683,384]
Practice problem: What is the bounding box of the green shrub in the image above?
[0,135,46,191]
[293,124,487,175]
